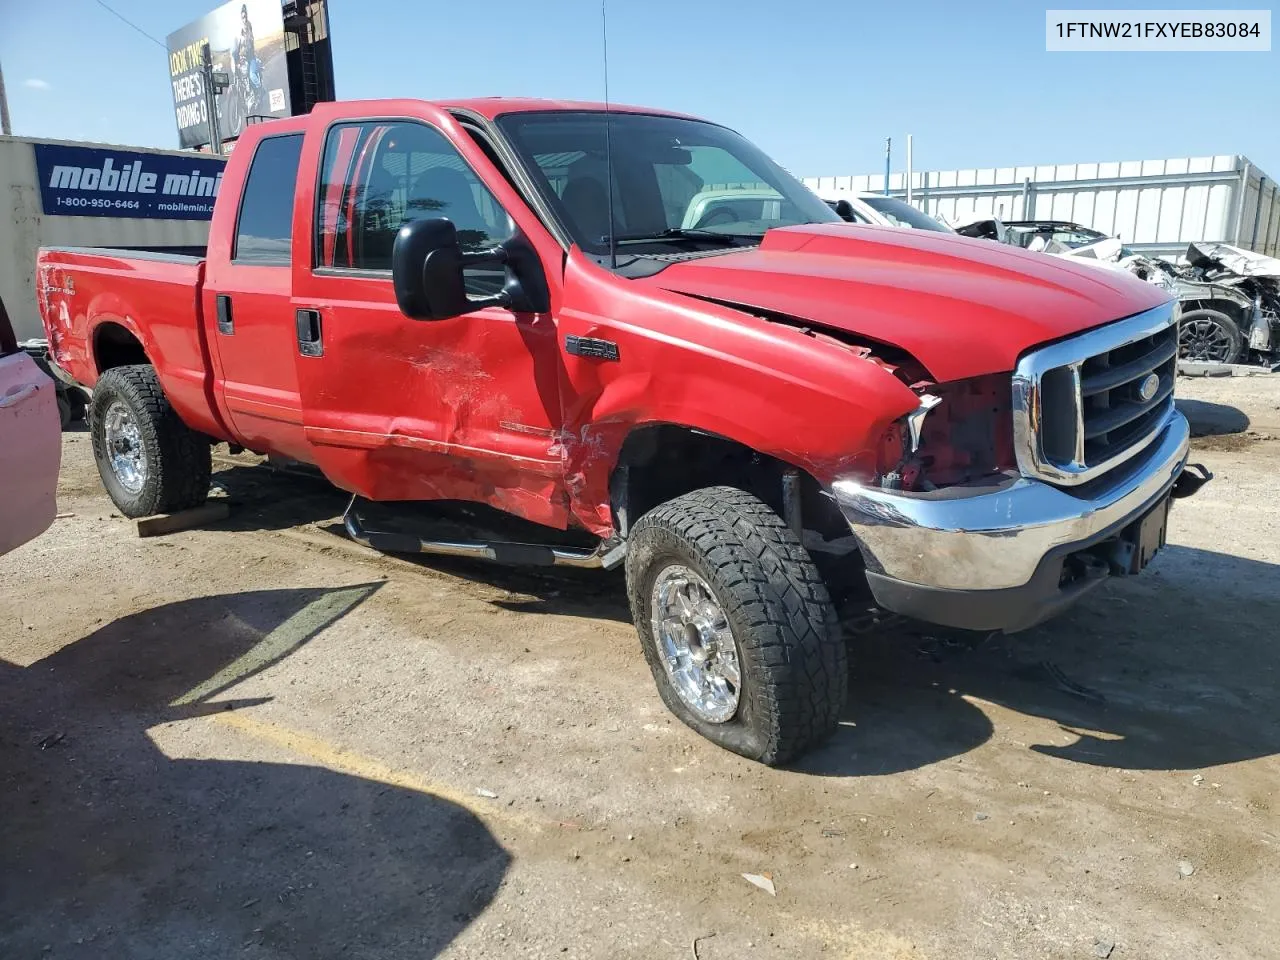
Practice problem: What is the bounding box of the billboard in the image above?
[33,143,227,220]
[166,0,292,150]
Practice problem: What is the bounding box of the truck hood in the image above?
[643,223,1170,382]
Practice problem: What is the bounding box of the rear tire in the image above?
[89,365,211,518]
[626,486,847,766]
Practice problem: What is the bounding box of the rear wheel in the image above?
[626,486,847,766]
[89,365,211,518]
[1178,309,1244,364]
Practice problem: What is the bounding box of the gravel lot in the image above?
[2,374,1278,960]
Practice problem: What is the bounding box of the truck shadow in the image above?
[0,585,510,960]
[209,461,351,532]
[1177,396,1250,436]
[202,460,1280,778]
[803,543,1280,777]
[204,462,635,622]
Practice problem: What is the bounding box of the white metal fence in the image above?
[804,155,1279,261]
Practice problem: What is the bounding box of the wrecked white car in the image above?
[952,217,1180,296]
[823,192,955,232]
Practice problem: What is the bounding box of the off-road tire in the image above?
[626,486,847,766]
[90,364,211,518]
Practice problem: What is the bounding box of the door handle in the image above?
[296,308,323,357]
[216,294,233,335]
[0,383,39,409]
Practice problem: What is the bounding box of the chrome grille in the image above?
[1013,304,1178,486]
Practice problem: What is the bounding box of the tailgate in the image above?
[0,350,62,555]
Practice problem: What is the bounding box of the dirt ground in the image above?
[3,374,1279,960]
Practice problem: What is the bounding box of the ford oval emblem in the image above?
[1137,372,1160,402]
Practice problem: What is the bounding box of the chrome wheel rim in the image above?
[103,401,147,494]
[1179,318,1235,363]
[651,565,742,723]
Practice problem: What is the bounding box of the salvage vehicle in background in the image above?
[0,296,62,556]
[1169,242,1280,366]
[824,191,954,231]
[38,98,1207,765]
[955,216,1280,366]
[953,218,1178,294]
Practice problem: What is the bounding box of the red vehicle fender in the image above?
[556,249,921,534]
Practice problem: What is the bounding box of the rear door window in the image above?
[233,134,305,265]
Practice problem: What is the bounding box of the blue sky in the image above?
[1,0,1276,177]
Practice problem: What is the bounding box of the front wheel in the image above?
[89,365,211,518]
[1179,308,1244,364]
[626,486,848,766]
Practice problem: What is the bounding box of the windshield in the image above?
[861,196,953,232]
[495,111,840,256]
[1006,224,1109,249]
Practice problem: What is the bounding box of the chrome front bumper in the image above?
[831,410,1192,629]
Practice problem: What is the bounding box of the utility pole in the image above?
[0,61,12,136]
[906,134,913,205]
[884,138,891,196]
[201,42,223,155]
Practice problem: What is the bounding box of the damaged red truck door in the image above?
[39,97,1207,767]
[284,106,569,525]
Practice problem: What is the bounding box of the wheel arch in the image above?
[607,422,849,542]
[1179,296,1252,324]
[92,319,151,375]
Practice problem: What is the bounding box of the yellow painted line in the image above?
[212,710,554,834]
[210,720,926,959]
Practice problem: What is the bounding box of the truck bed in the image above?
[37,245,225,439]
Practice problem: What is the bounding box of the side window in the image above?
[234,134,304,265]
[315,121,514,290]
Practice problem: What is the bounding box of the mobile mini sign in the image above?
[33,143,227,220]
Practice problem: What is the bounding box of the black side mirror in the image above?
[392,218,470,321]
[392,217,551,321]
[833,199,857,223]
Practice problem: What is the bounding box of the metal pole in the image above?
[0,61,12,136]
[1021,176,1031,219]
[906,134,913,205]
[884,138,891,196]
[1232,159,1251,244]
[1249,176,1268,251]
[201,42,223,155]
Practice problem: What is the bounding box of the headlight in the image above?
[875,374,1014,491]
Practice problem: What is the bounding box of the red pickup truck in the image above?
[39,98,1206,764]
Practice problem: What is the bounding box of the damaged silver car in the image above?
[1167,242,1280,366]
[952,218,1280,367]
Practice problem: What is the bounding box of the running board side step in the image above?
[342,498,626,570]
